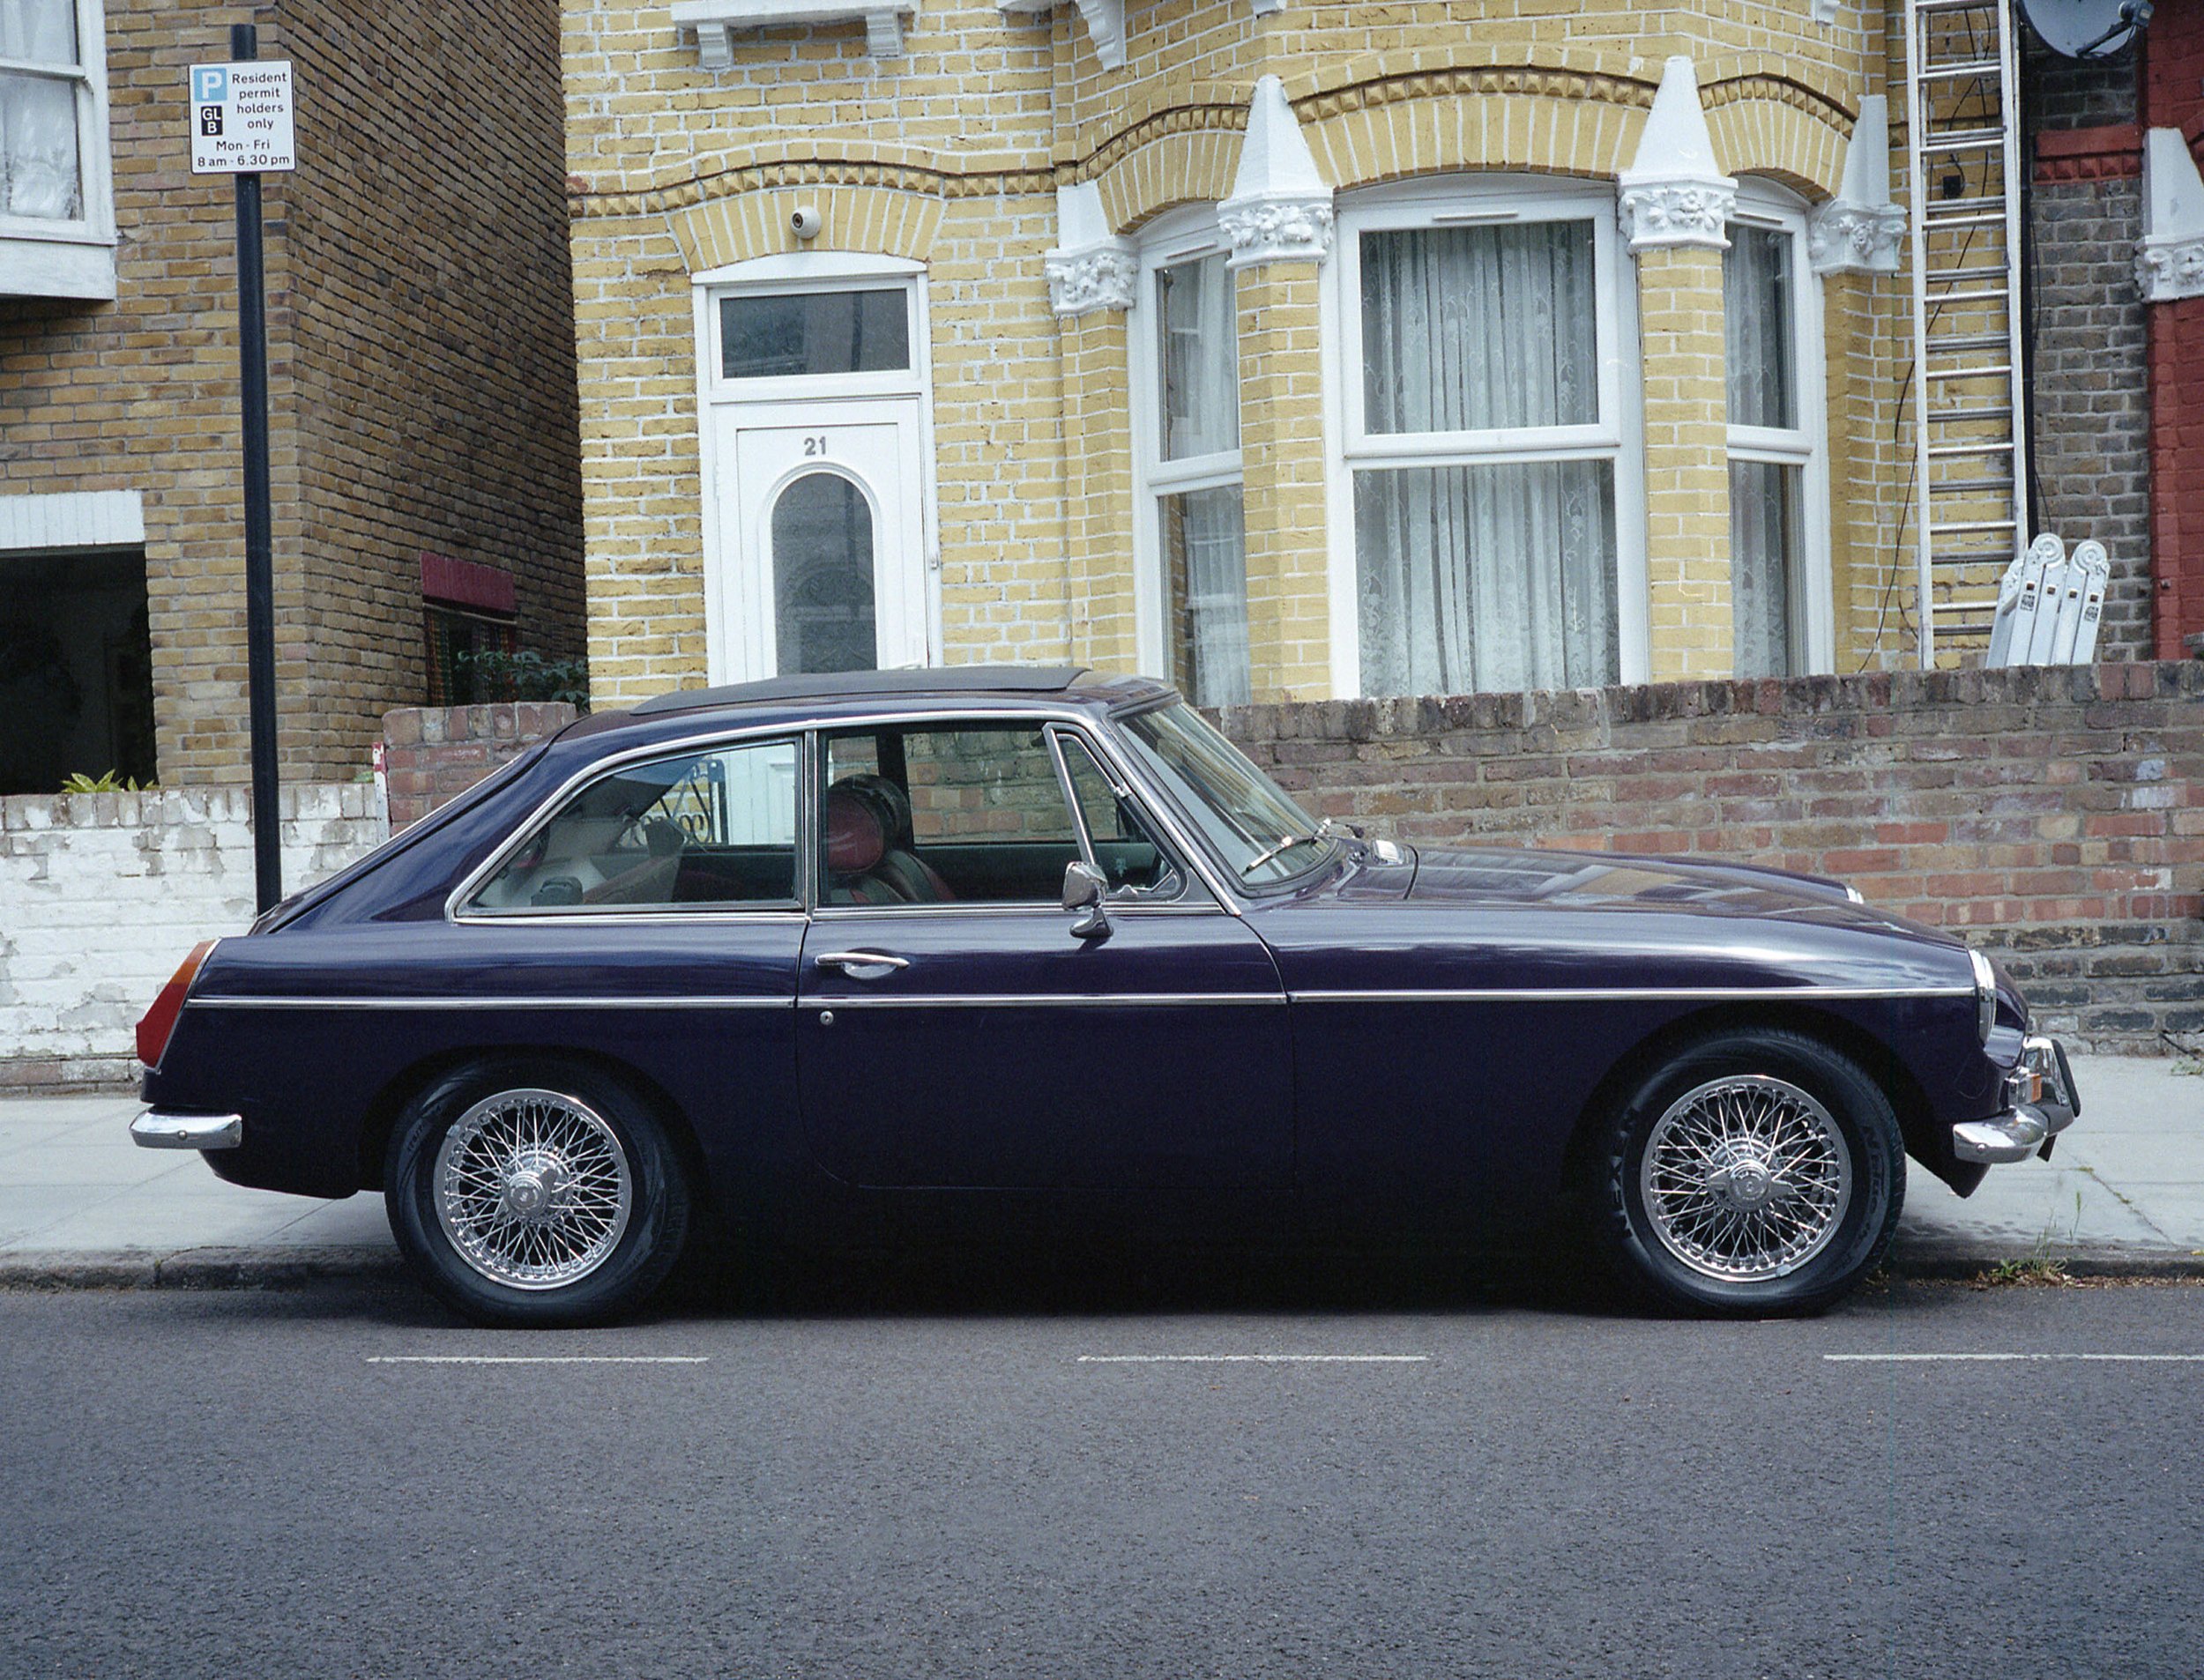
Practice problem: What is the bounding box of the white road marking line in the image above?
[365,1356,709,1364]
[1077,1354,1429,1364]
[1825,1353,2204,1364]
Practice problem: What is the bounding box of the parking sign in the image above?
[188,60,295,174]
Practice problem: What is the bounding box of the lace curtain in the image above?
[1156,252,1248,704]
[1162,487,1249,706]
[0,3,82,222]
[1158,254,1238,460]
[1724,226,1800,678]
[1354,222,1619,695]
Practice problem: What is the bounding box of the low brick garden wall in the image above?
[381,702,578,829]
[0,784,389,1088]
[1221,661,2204,1052]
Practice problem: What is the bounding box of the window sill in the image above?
[0,232,116,301]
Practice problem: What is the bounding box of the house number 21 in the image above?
[801,435,830,457]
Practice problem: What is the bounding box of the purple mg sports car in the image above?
[130,666,2077,1325]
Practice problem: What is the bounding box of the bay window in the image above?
[1724,185,1829,677]
[1134,214,1249,707]
[1332,180,1643,698]
[0,0,114,300]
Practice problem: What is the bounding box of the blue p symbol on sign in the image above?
[193,67,227,103]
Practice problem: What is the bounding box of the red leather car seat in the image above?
[825,776,954,904]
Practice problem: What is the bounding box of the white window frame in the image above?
[701,256,927,404]
[0,0,117,301]
[1726,180,1834,675]
[1321,175,1648,696]
[1128,205,1244,687]
[691,250,941,685]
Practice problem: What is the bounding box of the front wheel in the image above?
[1590,1030,1904,1316]
[386,1059,691,1327]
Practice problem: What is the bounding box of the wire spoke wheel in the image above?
[1638,1074,1852,1283]
[432,1089,634,1290]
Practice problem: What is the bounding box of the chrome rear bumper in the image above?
[1952,1036,2080,1165]
[130,1111,243,1150]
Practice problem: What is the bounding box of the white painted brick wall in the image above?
[0,783,390,1082]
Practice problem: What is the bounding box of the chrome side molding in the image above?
[130,1111,244,1151]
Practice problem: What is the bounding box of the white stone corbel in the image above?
[673,0,914,63]
[995,0,1122,69]
[1072,0,1126,68]
[1809,94,1906,276]
[1810,0,1839,24]
[1218,75,1335,269]
[1044,182,1136,317]
[2137,127,2204,302]
[1617,56,1737,254]
[694,21,736,66]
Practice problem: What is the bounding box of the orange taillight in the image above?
[137,940,216,1069]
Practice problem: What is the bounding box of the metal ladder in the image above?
[1901,0,2030,666]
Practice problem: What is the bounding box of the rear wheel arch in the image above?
[356,1046,712,1221]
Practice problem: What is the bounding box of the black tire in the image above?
[385,1058,692,1328]
[1589,1028,1904,1317]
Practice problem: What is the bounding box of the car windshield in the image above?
[1114,702,1336,888]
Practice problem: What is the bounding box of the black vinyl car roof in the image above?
[631,664,1096,716]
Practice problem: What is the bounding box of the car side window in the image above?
[821,724,1083,907]
[1058,732,1188,902]
[465,738,799,914]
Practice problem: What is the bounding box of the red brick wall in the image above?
[1224,663,2204,1050]
[381,702,575,829]
[2147,0,2204,657]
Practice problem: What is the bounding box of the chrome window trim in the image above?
[450,907,809,928]
[1287,985,1975,1004]
[443,723,825,923]
[1064,712,1245,908]
[808,710,1239,913]
[1046,722,1204,908]
[443,700,1254,924]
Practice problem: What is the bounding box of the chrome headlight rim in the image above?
[1969,948,1997,1044]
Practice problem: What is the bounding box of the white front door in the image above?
[714,401,930,680]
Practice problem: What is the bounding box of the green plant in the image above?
[1977,1188,2084,1288]
[59,770,155,793]
[452,647,590,711]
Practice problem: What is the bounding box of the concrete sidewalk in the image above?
[0,1054,2199,1287]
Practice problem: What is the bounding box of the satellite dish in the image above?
[2017,0,2150,59]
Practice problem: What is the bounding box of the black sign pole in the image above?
[230,22,281,913]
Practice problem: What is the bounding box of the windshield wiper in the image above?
[1240,832,1324,877]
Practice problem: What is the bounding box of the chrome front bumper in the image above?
[130,1110,243,1151]
[1952,1036,2080,1165]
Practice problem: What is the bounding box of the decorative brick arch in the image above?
[666,183,948,273]
[1094,129,1243,234]
[1701,85,1851,202]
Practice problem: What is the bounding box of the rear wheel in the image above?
[386,1059,691,1327]
[1590,1029,1903,1316]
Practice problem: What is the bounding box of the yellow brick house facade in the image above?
[562,0,1948,707]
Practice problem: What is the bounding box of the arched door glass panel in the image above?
[772,471,876,674]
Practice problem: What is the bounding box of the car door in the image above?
[795,716,1290,1192]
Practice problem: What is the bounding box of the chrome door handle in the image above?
[813,951,909,978]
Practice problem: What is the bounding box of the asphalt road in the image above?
[4,1267,2201,1680]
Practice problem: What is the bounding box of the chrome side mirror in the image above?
[1061,860,1110,940]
